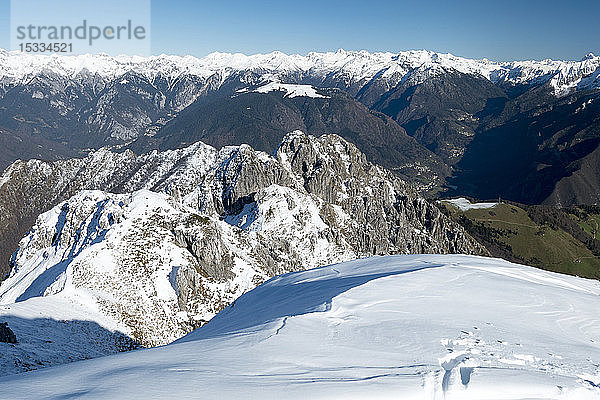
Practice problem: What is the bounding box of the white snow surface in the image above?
[253,82,328,98]
[1,49,599,96]
[2,254,600,399]
[442,198,498,211]
[0,296,134,376]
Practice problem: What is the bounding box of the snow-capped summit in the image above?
[1,49,599,96]
[0,133,485,374]
[252,82,328,98]
[582,53,597,61]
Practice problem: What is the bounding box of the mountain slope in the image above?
[131,85,447,190]
[372,68,507,165]
[0,127,76,170]
[1,255,599,399]
[446,87,600,205]
[1,189,276,348]
[2,49,600,205]
[438,199,600,279]
[0,133,485,372]
[0,132,484,280]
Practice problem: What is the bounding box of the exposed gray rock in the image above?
[0,132,486,281]
[0,322,17,344]
[0,131,487,351]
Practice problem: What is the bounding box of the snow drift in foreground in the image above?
[1,254,599,399]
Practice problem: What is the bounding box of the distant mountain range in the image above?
[0,49,599,205]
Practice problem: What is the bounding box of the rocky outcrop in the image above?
[0,322,17,344]
[0,132,485,279]
[0,132,486,347]
[191,132,485,257]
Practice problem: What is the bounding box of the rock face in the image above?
[0,132,486,348]
[0,141,219,279]
[0,322,17,344]
[131,87,448,193]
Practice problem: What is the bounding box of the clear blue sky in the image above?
[1,0,599,61]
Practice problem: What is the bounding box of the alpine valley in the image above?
[1,49,600,398]
[1,49,599,204]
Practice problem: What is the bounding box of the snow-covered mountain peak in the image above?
[582,53,597,61]
[253,82,328,98]
[1,49,599,96]
[0,133,485,365]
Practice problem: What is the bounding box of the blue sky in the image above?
[1,0,599,61]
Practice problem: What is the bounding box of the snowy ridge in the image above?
[1,255,600,399]
[1,49,599,96]
[0,189,275,348]
[0,132,485,374]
